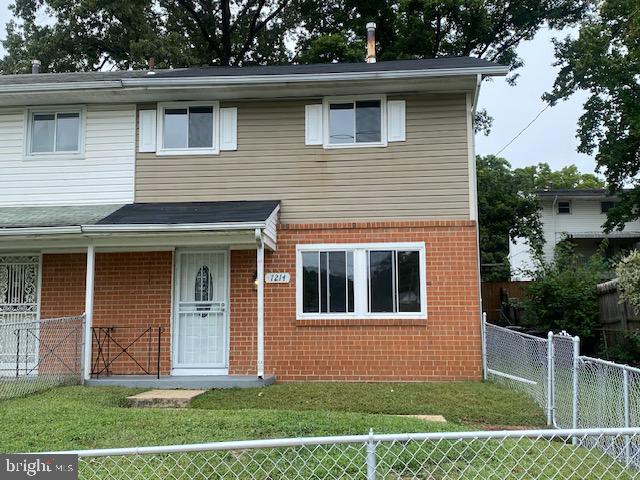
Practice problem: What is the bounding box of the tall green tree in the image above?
[515,163,605,190]
[477,155,543,281]
[545,0,640,231]
[1,0,590,76]
[0,0,294,72]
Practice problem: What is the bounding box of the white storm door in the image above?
[174,251,228,372]
[0,255,40,376]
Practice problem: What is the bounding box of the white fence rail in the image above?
[43,427,640,480]
[484,315,640,464]
[0,315,84,399]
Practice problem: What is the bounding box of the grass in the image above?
[0,384,632,479]
[192,381,547,428]
[0,382,545,452]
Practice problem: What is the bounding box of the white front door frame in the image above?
[172,248,230,376]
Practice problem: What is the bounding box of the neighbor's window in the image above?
[298,243,425,319]
[601,201,616,213]
[557,201,572,214]
[28,110,82,155]
[158,102,218,154]
[327,98,383,146]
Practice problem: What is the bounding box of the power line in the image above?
[495,104,550,156]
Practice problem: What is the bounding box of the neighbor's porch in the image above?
[0,201,279,388]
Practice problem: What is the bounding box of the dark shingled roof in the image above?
[96,201,281,225]
[0,57,503,86]
[537,189,608,197]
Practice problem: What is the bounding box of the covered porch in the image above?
[0,200,280,387]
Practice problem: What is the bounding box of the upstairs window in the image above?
[323,96,386,148]
[557,201,572,214]
[27,109,83,156]
[601,201,617,213]
[157,102,219,155]
[297,243,426,320]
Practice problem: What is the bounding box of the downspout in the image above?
[471,74,486,379]
[552,195,558,259]
[255,228,265,379]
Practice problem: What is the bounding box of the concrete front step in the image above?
[127,389,206,408]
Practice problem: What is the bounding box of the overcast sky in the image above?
[0,1,595,175]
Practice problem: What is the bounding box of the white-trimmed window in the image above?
[323,95,387,148]
[157,101,219,155]
[296,242,426,320]
[26,107,84,157]
[557,201,572,214]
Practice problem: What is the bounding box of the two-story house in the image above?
[0,55,507,386]
[509,189,640,279]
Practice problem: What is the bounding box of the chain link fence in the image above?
[484,316,640,465]
[46,428,637,480]
[0,315,84,400]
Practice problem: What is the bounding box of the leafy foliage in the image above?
[615,249,640,313]
[477,155,543,281]
[1,0,590,77]
[516,163,605,190]
[545,0,640,231]
[523,240,610,342]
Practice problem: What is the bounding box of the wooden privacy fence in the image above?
[596,279,640,351]
[481,281,529,324]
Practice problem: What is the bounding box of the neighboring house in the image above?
[509,189,640,279]
[0,54,506,385]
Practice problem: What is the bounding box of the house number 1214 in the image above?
[265,273,290,283]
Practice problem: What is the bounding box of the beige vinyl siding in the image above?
[135,94,470,223]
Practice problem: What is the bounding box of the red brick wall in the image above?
[40,251,173,375]
[230,220,482,381]
[39,220,480,381]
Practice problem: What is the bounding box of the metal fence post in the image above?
[366,428,377,480]
[624,369,631,465]
[481,313,488,381]
[547,331,554,426]
[572,335,580,445]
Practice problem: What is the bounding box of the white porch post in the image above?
[83,245,95,381]
[256,233,265,378]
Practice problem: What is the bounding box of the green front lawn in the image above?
[0,381,545,453]
[193,381,546,428]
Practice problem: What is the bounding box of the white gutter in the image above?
[121,66,509,88]
[0,81,123,94]
[0,222,266,237]
[0,226,81,236]
[81,222,266,233]
[0,65,509,95]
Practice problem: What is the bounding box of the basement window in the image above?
[297,242,426,320]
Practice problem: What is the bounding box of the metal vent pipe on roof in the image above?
[366,22,376,64]
[31,59,41,74]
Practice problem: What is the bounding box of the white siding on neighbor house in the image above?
[539,198,640,260]
[509,196,640,279]
[0,104,136,206]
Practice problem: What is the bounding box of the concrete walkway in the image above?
[127,389,206,408]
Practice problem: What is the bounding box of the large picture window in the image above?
[297,243,426,319]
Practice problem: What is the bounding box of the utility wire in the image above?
[495,104,550,156]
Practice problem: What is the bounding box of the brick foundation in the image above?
[38,220,481,381]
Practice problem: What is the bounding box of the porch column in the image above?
[83,245,95,381]
[256,237,265,378]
